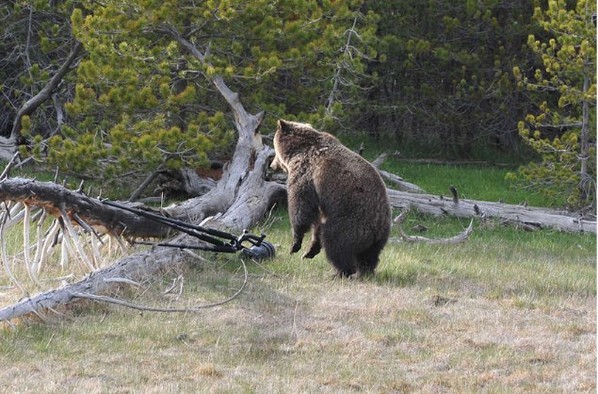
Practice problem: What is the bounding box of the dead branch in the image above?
[449,185,459,203]
[0,177,172,238]
[0,237,181,322]
[388,189,596,234]
[370,153,424,193]
[0,226,251,323]
[392,209,473,244]
[0,41,84,162]
[128,167,164,202]
[10,41,83,140]
[0,152,21,180]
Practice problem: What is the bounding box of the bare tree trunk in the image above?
[388,189,596,233]
[155,23,286,229]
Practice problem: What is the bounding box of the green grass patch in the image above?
[385,161,554,207]
[265,207,595,307]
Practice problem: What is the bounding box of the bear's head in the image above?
[271,119,338,172]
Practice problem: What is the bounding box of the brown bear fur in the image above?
[271,119,391,277]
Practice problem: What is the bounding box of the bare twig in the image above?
[128,167,163,202]
[23,204,42,286]
[450,186,459,204]
[326,14,360,115]
[60,208,95,271]
[72,212,103,267]
[103,277,142,287]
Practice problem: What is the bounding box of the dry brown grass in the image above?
[0,212,595,393]
[0,261,595,393]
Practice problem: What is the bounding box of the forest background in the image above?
[0,0,595,213]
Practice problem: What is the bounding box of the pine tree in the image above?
[40,0,374,185]
[512,0,596,212]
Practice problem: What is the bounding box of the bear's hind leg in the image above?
[355,240,386,277]
[322,241,357,277]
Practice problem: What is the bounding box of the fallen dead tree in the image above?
[0,149,280,323]
[0,230,252,323]
[387,189,596,233]
[0,177,173,239]
[0,238,185,322]
[0,23,286,323]
[0,115,283,323]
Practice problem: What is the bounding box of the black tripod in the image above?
[102,200,276,261]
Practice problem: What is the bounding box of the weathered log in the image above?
[0,147,283,322]
[388,189,596,233]
[0,235,187,322]
[0,177,172,238]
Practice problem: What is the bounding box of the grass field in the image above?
[0,163,596,393]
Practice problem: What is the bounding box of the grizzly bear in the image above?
[271,119,391,278]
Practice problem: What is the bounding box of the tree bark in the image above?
[0,177,172,238]
[388,189,596,233]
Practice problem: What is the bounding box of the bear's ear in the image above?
[277,119,291,133]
